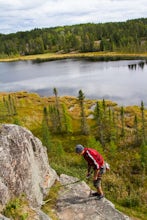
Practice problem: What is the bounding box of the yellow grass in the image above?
[1,51,147,62]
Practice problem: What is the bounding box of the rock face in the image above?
[0,124,133,220]
[0,124,57,209]
[57,174,131,220]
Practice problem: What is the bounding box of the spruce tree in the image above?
[62,103,73,134]
[94,101,103,143]
[140,101,146,142]
[42,107,51,151]
[120,106,125,137]
[53,88,62,133]
[134,114,139,145]
[48,105,59,134]
[78,90,89,135]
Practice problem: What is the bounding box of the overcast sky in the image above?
[0,0,147,34]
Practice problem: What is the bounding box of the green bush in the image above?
[2,196,29,220]
[121,196,140,208]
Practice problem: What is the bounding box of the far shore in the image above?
[1,51,147,62]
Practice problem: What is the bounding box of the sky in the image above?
[0,0,147,34]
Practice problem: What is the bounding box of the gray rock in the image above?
[0,124,57,209]
[56,174,131,220]
[38,210,52,220]
[0,214,10,220]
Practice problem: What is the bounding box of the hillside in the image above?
[1,18,147,58]
[0,91,147,219]
[0,124,131,220]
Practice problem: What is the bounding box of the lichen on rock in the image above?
[0,124,57,210]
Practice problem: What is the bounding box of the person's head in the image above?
[75,144,84,155]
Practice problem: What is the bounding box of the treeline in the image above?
[1,18,147,57]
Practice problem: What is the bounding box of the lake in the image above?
[0,59,147,106]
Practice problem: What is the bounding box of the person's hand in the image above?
[86,172,91,179]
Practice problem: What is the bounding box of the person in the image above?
[75,144,109,200]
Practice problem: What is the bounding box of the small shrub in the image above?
[121,196,140,208]
[2,196,29,220]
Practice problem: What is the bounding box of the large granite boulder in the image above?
[0,124,57,210]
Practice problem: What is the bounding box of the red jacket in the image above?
[83,148,104,170]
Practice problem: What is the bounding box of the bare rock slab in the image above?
[56,174,131,220]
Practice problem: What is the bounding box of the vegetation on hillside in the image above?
[0,90,147,220]
[1,18,147,58]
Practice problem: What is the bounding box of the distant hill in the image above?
[0,18,147,57]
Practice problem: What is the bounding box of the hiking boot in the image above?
[93,192,100,197]
[90,192,100,197]
[97,194,104,200]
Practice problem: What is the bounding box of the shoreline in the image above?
[1,51,147,62]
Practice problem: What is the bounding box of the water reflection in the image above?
[0,59,147,106]
[128,60,147,70]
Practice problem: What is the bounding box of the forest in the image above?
[0,90,147,220]
[0,18,147,57]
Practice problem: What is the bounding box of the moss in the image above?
[2,195,36,220]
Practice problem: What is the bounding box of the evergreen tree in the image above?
[53,88,62,133]
[134,114,139,145]
[108,107,117,142]
[43,106,49,126]
[3,95,17,116]
[94,101,103,144]
[62,103,73,134]
[42,107,51,151]
[140,142,147,174]
[48,105,59,134]
[120,106,125,137]
[78,90,89,135]
[140,101,146,142]
[94,101,101,133]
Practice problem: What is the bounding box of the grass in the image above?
[41,181,61,220]
[0,91,147,220]
[0,51,147,62]
[2,195,37,220]
[115,203,147,220]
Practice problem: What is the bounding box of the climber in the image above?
[75,144,109,200]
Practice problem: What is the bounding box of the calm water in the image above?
[0,59,147,106]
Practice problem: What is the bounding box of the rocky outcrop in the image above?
[0,124,57,210]
[0,124,132,220]
[56,174,131,220]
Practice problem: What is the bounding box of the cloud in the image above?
[0,0,147,33]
